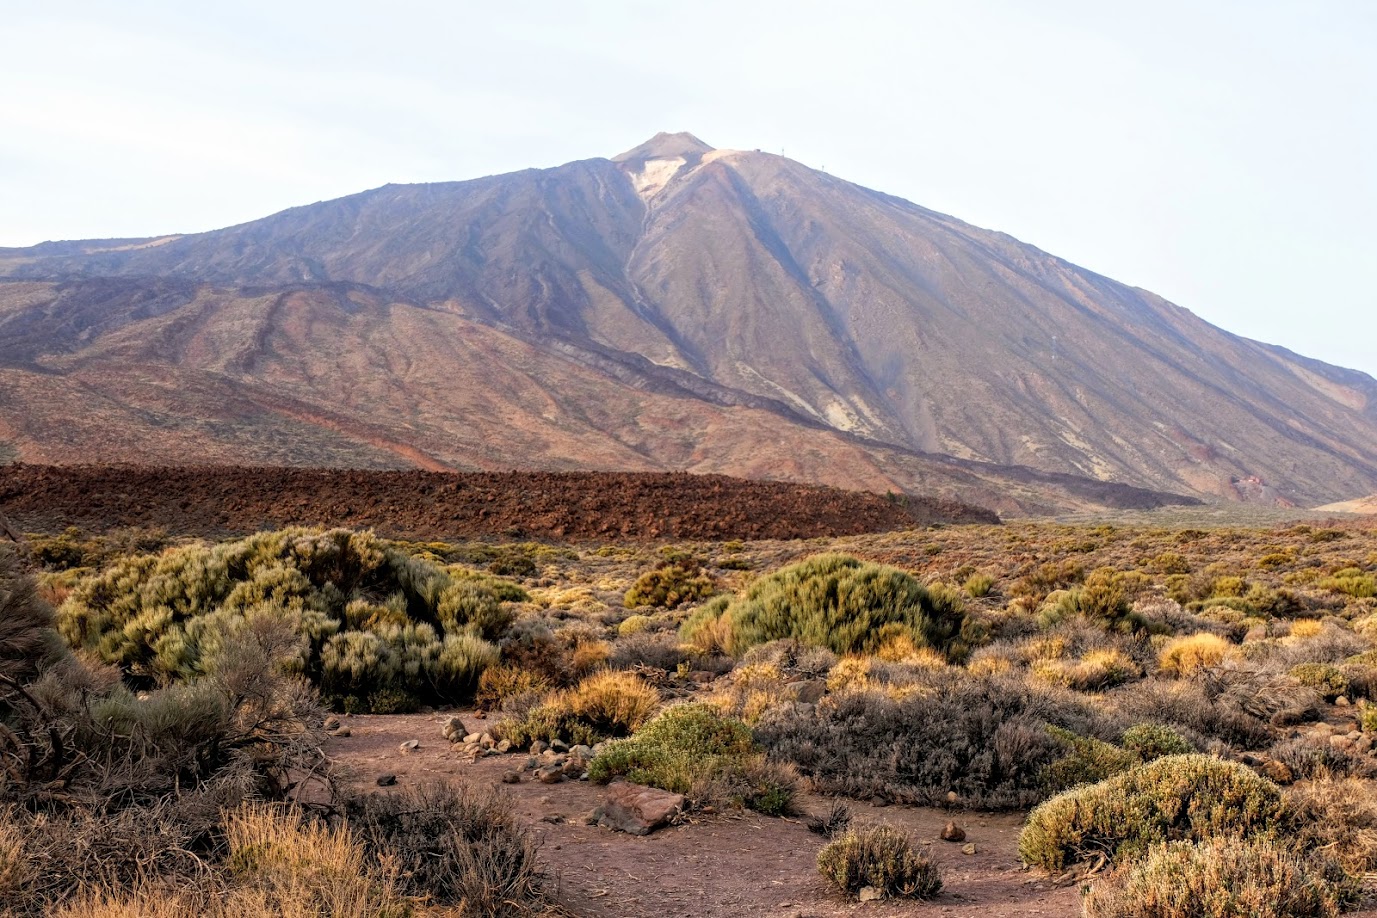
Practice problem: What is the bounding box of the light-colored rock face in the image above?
[2,132,1375,508]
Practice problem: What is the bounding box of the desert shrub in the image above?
[683,554,966,658]
[1111,669,1313,751]
[1040,726,1136,792]
[1150,552,1192,575]
[497,670,659,747]
[1266,736,1372,782]
[475,663,552,711]
[1019,755,1285,871]
[608,630,708,673]
[1031,648,1140,691]
[1318,569,1377,599]
[963,572,995,597]
[1039,568,1143,628]
[1285,777,1377,874]
[0,547,64,685]
[1081,836,1346,918]
[1158,632,1233,677]
[756,667,1117,808]
[344,783,547,912]
[806,799,853,838]
[589,703,796,814]
[1288,664,1348,701]
[617,614,654,636]
[56,528,518,711]
[1011,560,1085,606]
[624,559,716,609]
[816,824,941,901]
[739,639,838,679]
[1121,723,1195,761]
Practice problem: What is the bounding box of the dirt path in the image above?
[326,714,1080,917]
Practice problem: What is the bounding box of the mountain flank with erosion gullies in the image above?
[2,131,1374,513]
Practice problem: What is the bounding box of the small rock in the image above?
[441,715,467,741]
[569,744,594,759]
[323,715,342,731]
[480,733,495,750]
[1336,696,1351,707]
[941,821,966,842]
[1330,734,1355,751]
[463,733,482,744]
[541,814,565,824]
[376,774,397,787]
[858,886,883,902]
[399,739,421,754]
[686,670,716,684]
[945,791,959,805]
[594,781,685,836]
[496,739,512,754]
[550,739,569,753]
[331,726,351,738]
[580,810,600,826]
[501,771,522,784]
[785,679,828,704]
[530,740,548,755]
[536,766,565,784]
[522,757,538,771]
[961,843,977,855]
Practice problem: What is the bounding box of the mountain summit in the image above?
[1,133,1374,512]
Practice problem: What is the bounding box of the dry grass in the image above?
[1158,633,1234,677]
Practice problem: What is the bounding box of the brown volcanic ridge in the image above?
[2,131,1373,513]
[0,464,997,542]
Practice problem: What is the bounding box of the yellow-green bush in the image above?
[588,703,795,814]
[1158,633,1233,677]
[624,561,716,609]
[56,528,521,711]
[1081,837,1346,918]
[680,554,965,658]
[497,670,660,747]
[817,824,942,901]
[1288,663,1348,701]
[1318,569,1376,599]
[1019,755,1286,871]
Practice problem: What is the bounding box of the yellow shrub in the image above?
[1289,619,1323,639]
[967,654,1013,677]
[570,639,611,675]
[564,670,660,735]
[1159,633,1233,677]
[1033,649,1140,692]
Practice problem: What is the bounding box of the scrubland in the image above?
[4,514,1377,916]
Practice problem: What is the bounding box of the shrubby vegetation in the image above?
[681,553,966,658]
[55,528,523,711]
[816,823,941,901]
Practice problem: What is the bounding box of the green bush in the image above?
[1040,726,1136,792]
[1019,755,1285,871]
[497,671,660,747]
[56,528,520,711]
[1318,569,1376,599]
[1288,663,1348,701]
[681,554,965,658]
[624,561,716,609]
[817,824,942,900]
[1082,837,1348,918]
[589,703,795,814]
[1121,723,1195,761]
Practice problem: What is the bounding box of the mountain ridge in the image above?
[2,133,1373,511]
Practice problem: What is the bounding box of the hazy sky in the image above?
[2,1,1373,375]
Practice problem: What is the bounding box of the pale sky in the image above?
[2,1,1373,376]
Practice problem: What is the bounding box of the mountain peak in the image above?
[612,131,715,163]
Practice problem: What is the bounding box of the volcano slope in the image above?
[2,132,1373,509]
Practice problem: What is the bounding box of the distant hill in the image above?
[1315,494,1377,515]
[2,131,1373,513]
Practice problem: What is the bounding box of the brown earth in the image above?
[326,713,1081,918]
[0,464,997,542]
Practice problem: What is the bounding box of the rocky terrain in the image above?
[0,463,997,541]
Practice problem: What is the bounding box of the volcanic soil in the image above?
[0,464,997,542]
[326,713,1080,918]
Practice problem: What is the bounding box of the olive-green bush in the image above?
[681,554,965,658]
[1082,837,1349,918]
[56,528,522,711]
[1019,755,1286,871]
[816,824,942,900]
[589,703,796,815]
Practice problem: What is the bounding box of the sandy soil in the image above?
[326,713,1081,918]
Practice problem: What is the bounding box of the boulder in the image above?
[785,679,828,704]
[594,781,685,836]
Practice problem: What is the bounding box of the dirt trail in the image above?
[327,714,1079,918]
